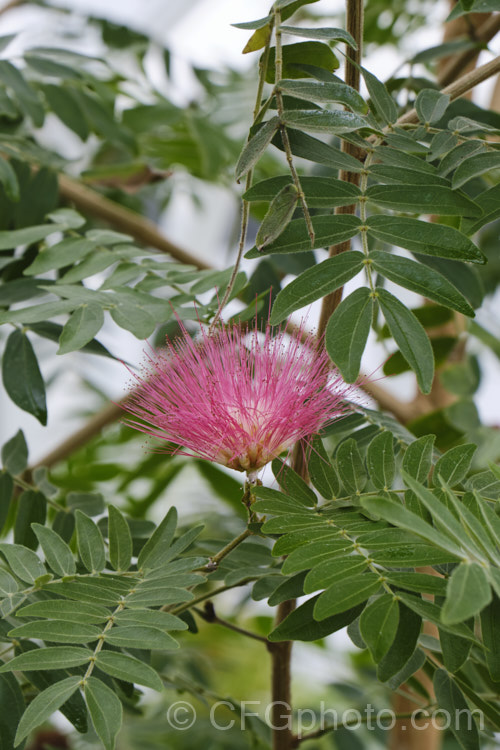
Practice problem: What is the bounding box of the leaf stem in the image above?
[273,8,315,247]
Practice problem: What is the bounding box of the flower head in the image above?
[124,319,350,474]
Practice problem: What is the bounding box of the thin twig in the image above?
[292,710,433,745]
[210,30,274,328]
[437,13,500,88]
[205,528,253,570]
[273,7,315,246]
[193,603,269,644]
[58,174,210,269]
[166,577,257,616]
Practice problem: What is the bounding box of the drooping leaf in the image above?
[84,677,123,750]
[15,676,81,746]
[359,594,399,661]
[325,287,373,383]
[2,330,47,425]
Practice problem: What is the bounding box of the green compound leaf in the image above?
[2,330,47,425]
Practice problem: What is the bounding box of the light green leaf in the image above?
[17,600,110,624]
[95,651,163,691]
[0,542,46,583]
[452,151,500,189]
[304,556,368,593]
[0,156,19,201]
[325,287,373,382]
[108,505,133,572]
[8,620,101,644]
[442,563,492,625]
[433,444,476,487]
[235,117,280,180]
[84,677,122,750]
[15,676,81,746]
[360,594,399,661]
[270,251,364,323]
[366,215,484,263]
[0,672,25,750]
[280,25,357,48]
[370,250,475,317]
[137,507,177,571]
[104,625,179,650]
[57,304,104,354]
[366,431,395,489]
[415,89,450,124]
[281,109,369,134]
[0,223,64,250]
[32,523,76,576]
[359,496,463,558]
[314,573,381,619]
[24,238,97,276]
[75,510,106,573]
[307,436,340,500]
[361,66,397,124]
[256,183,298,250]
[278,79,367,114]
[377,289,434,393]
[2,330,47,425]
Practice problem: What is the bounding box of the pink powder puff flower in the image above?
[123,318,351,475]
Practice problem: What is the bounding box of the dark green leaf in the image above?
[14,490,46,550]
[8,620,101,644]
[95,652,163,691]
[359,594,399,661]
[1,430,27,475]
[0,60,44,126]
[439,628,472,673]
[137,507,177,570]
[279,129,363,172]
[270,251,365,323]
[377,289,434,393]
[264,41,339,83]
[480,594,500,682]
[0,672,25,750]
[366,215,484,263]
[57,304,104,354]
[108,505,133,572]
[17,600,109,624]
[272,459,317,505]
[370,250,474,317]
[325,287,373,382]
[269,595,363,641]
[0,156,19,201]
[402,435,435,482]
[377,603,421,682]
[433,670,479,750]
[366,184,480,217]
[2,330,47,425]
[0,473,13,536]
[307,436,340,499]
[104,625,178,650]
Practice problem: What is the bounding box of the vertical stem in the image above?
[270,599,296,750]
[317,0,364,339]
